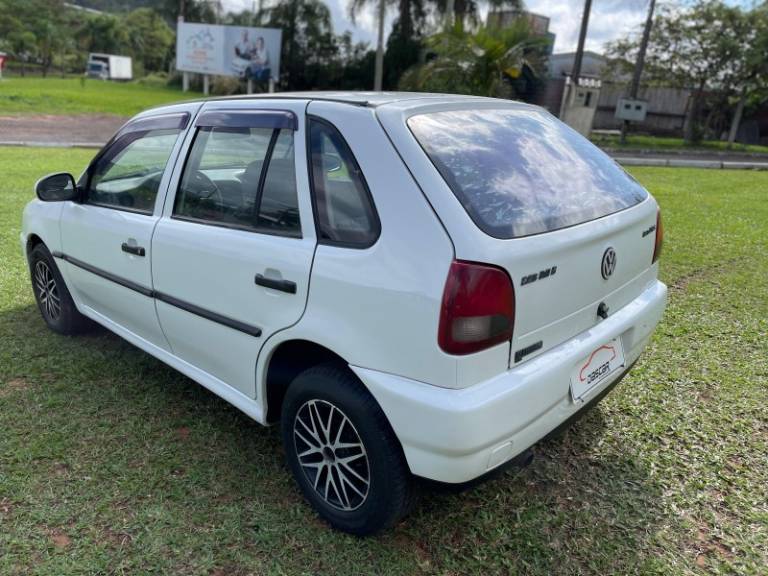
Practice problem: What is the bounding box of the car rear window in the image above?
[407,108,648,238]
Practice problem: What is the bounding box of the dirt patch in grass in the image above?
[0,377,31,397]
[0,497,16,518]
[668,257,740,292]
[46,528,72,550]
[101,527,133,549]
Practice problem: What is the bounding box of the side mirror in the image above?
[35,172,78,202]
[323,152,342,173]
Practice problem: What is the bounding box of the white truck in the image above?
[86,53,132,81]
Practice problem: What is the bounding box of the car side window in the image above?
[88,129,181,214]
[173,126,300,236]
[308,118,380,247]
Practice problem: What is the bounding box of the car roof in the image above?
[197,91,503,108]
[138,91,539,120]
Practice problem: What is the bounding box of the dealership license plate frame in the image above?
[570,337,626,401]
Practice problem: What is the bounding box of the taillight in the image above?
[438,260,515,355]
[653,210,663,263]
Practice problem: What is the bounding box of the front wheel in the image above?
[280,364,414,535]
[29,243,92,335]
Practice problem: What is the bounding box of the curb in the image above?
[601,147,768,159]
[615,157,768,170]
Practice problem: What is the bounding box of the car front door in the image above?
[58,111,191,351]
[151,101,316,398]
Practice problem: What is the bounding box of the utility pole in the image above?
[560,0,591,119]
[179,0,189,93]
[570,0,592,87]
[620,0,656,144]
[373,0,386,91]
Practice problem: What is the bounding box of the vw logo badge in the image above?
[601,247,617,279]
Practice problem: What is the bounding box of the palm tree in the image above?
[432,0,524,29]
[266,0,339,90]
[347,0,426,89]
[348,0,426,39]
[399,18,546,97]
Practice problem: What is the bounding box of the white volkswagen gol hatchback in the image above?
[22,92,667,535]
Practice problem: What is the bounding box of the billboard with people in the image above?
[177,22,282,82]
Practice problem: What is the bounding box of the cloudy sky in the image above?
[221,0,744,54]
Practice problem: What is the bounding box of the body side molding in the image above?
[52,251,262,338]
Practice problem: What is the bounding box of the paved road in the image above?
[0,114,125,147]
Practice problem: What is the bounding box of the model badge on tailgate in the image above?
[520,265,557,287]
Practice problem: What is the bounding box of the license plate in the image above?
[570,338,625,401]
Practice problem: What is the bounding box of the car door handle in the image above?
[121,242,146,257]
[255,274,296,294]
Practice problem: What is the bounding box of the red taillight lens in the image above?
[438,260,515,355]
[653,210,663,263]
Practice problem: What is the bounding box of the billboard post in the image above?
[178,15,190,92]
[176,22,282,91]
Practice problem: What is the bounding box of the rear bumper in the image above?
[351,279,667,483]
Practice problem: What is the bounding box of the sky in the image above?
[221,0,750,55]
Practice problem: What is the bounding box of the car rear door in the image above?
[58,111,191,351]
[151,100,316,398]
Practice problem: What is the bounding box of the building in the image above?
[547,51,608,79]
[487,10,556,55]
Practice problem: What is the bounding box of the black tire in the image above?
[281,363,415,535]
[28,243,92,335]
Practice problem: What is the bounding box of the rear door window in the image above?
[174,126,300,237]
[407,108,647,238]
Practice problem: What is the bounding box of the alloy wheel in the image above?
[293,399,370,511]
[34,260,61,321]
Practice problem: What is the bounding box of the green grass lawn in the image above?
[1,147,766,575]
[0,77,197,117]
[591,133,768,154]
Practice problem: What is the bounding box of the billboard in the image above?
[177,22,282,82]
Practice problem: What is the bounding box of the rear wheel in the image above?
[280,363,414,535]
[29,243,91,335]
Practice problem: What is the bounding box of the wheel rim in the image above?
[293,399,370,511]
[34,260,61,321]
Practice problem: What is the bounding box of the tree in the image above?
[336,32,375,89]
[606,1,758,144]
[70,0,217,23]
[348,0,425,39]
[0,10,34,75]
[431,0,523,29]
[399,19,545,97]
[124,8,175,74]
[724,5,768,146]
[347,0,428,89]
[382,18,423,90]
[3,30,38,76]
[0,0,71,76]
[76,13,130,55]
[266,0,340,90]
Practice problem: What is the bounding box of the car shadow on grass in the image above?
[1,303,667,575]
[394,407,668,573]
